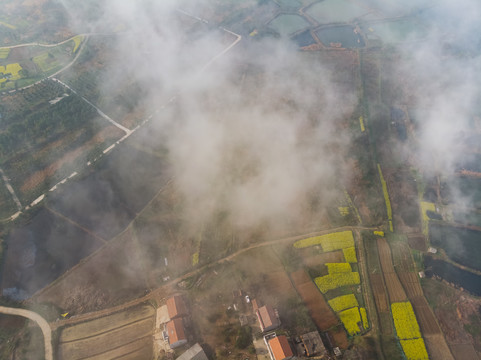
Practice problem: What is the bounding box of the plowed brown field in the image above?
[424,334,455,360]
[58,304,155,360]
[399,272,423,298]
[291,270,339,330]
[377,238,407,302]
[449,343,478,360]
[370,273,389,312]
[411,297,441,335]
[84,336,152,360]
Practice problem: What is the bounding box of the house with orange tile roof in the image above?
[267,335,293,360]
[166,317,187,349]
[256,304,281,332]
[167,295,188,319]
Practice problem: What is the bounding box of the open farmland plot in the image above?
[0,80,123,204]
[398,273,423,299]
[290,269,340,330]
[0,1,71,46]
[390,238,416,272]
[33,184,185,313]
[58,317,154,360]
[48,128,170,240]
[449,344,479,360]
[2,209,104,299]
[60,304,154,341]
[377,238,407,302]
[370,274,389,312]
[423,334,454,360]
[410,297,441,335]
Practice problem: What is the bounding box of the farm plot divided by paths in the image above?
[290,269,349,348]
[57,304,155,360]
[377,238,407,302]
[376,237,454,360]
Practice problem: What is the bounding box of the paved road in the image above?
[0,306,52,360]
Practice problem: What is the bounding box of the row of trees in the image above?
[0,95,97,159]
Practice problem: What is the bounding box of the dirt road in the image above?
[0,306,52,360]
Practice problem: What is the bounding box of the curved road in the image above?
[0,306,52,360]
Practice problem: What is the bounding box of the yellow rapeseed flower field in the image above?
[326,263,352,273]
[0,48,10,59]
[192,252,199,266]
[343,247,357,263]
[400,338,429,360]
[360,307,368,329]
[339,307,362,335]
[420,201,435,236]
[72,35,84,53]
[377,164,393,232]
[0,63,22,80]
[294,231,354,251]
[359,116,365,132]
[328,294,358,312]
[315,272,360,293]
[391,302,422,339]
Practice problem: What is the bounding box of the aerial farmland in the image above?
[0,0,480,360]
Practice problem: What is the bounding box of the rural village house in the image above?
[267,335,294,360]
[256,304,281,332]
[166,317,188,349]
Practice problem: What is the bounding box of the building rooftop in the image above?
[166,317,186,346]
[176,343,208,360]
[167,295,188,319]
[300,331,327,357]
[257,305,280,331]
[268,335,293,360]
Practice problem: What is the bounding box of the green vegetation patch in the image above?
[0,48,10,59]
[33,52,61,73]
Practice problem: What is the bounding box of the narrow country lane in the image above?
[0,306,52,360]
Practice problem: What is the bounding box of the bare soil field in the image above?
[299,249,344,268]
[422,278,481,354]
[290,269,340,331]
[408,235,427,252]
[19,125,123,194]
[370,273,389,312]
[377,238,407,302]
[48,140,169,240]
[60,304,154,342]
[398,272,423,298]
[390,240,415,272]
[410,296,441,335]
[87,337,152,360]
[329,326,349,349]
[34,226,149,313]
[58,317,153,360]
[449,343,479,360]
[383,272,407,302]
[3,209,104,298]
[424,334,455,360]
